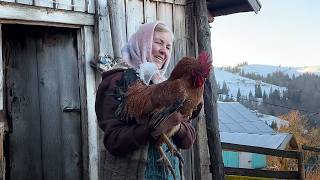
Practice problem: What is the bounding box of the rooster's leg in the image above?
[156,146,176,180]
[160,134,184,164]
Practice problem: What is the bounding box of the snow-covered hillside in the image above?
[257,113,289,129]
[214,68,286,98]
[240,64,320,77]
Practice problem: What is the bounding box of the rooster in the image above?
[115,52,212,179]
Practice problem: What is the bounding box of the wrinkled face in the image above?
[151,31,172,69]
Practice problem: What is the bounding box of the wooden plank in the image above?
[0,122,5,180]
[157,2,173,31]
[56,0,72,10]
[157,2,173,77]
[108,0,126,61]
[77,28,90,180]
[0,19,81,28]
[83,26,99,180]
[0,24,2,111]
[95,0,114,71]
[125,0,144,40]
[16,0,33,6]
[298,152,305,180]
[4,25,43,180]
[182,149,193,180]
[34,0,53,8]
[173,5,186,66]
[151,0,186,5]
[302,145,320,152]
[195,0,225,180]
[145,0,157,23]
[185,1,196,57]
[0,0,15,2]
[225,167,300,179]
[194,110,212,180]
[221,143,300,159]
[151,0,174,4]
[54,29,82,180]
[174,0,186,5]
[73,0,86,12]
[37,29,63,180]
[87,0,95,14]
[0,3,94,26]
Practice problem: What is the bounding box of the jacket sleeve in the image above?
[172,121,196,149]
[95,71,152,156]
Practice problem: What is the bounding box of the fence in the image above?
[222,142,304,180]
[302,145,320,179]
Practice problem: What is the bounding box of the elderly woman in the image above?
[95,21,196,180]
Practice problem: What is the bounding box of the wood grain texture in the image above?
[0,3,94,25]
[195,0,225,179]
[34,0,53,8]
[0,24,2,111]
[5,26,43,180]
[108,0,126,60]
[4,25,82,180]
[83,26,99,180]
[125,0,144,40]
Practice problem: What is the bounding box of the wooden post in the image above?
[298,151,305,180]
[194,0,225,179]
[108,0,126,61]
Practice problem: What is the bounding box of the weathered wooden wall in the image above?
[97,0,188,72]
[0,0,95,13]
[94,1,208,180]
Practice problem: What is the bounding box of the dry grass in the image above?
[306,169,320,180]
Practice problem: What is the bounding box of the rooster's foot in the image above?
[157,147,177,180]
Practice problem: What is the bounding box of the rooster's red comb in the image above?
[197,51,212,78]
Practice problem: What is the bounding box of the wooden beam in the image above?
[0,2,94,26]
[108,0,126,62]
[225,167,300,179]
[150,0,186,5]
[222,143,300,159]
[302,145,320,152]
[94,0,114,71]
[77,29,89,180]
[0,24,3,111]
[195,0,225,180]
[82,26,99,180]
[0,19,81,28]
[298,152,305,180]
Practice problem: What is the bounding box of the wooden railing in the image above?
[221,142,305,180]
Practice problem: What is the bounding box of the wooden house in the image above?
[218,102,298,170]
[0,0,261,179]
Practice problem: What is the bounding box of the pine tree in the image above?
[237,88,241,102]
[263,90,268,101]
[249,90,253,100]
[221,81,229,95]
[255,84,262,98]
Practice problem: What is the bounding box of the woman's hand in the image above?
[148,111,188,138]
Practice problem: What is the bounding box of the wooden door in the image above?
[3,25,82,180]
[239,152,252,169]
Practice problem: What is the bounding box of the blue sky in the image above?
[211,0,320,67]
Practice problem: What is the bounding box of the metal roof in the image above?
[220,132,294,150]
[217,102,297,149]
[207,0,262,17]
[218,102,274,134]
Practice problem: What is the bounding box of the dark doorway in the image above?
[2,25,82,180]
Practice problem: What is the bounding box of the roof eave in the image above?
[207,0,262,17]
[248,0,262,14]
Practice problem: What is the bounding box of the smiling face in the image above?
[151,31,173,69]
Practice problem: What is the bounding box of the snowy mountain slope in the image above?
[240,64,320,77]
[214,68,286,98]
[257,113,289,129]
